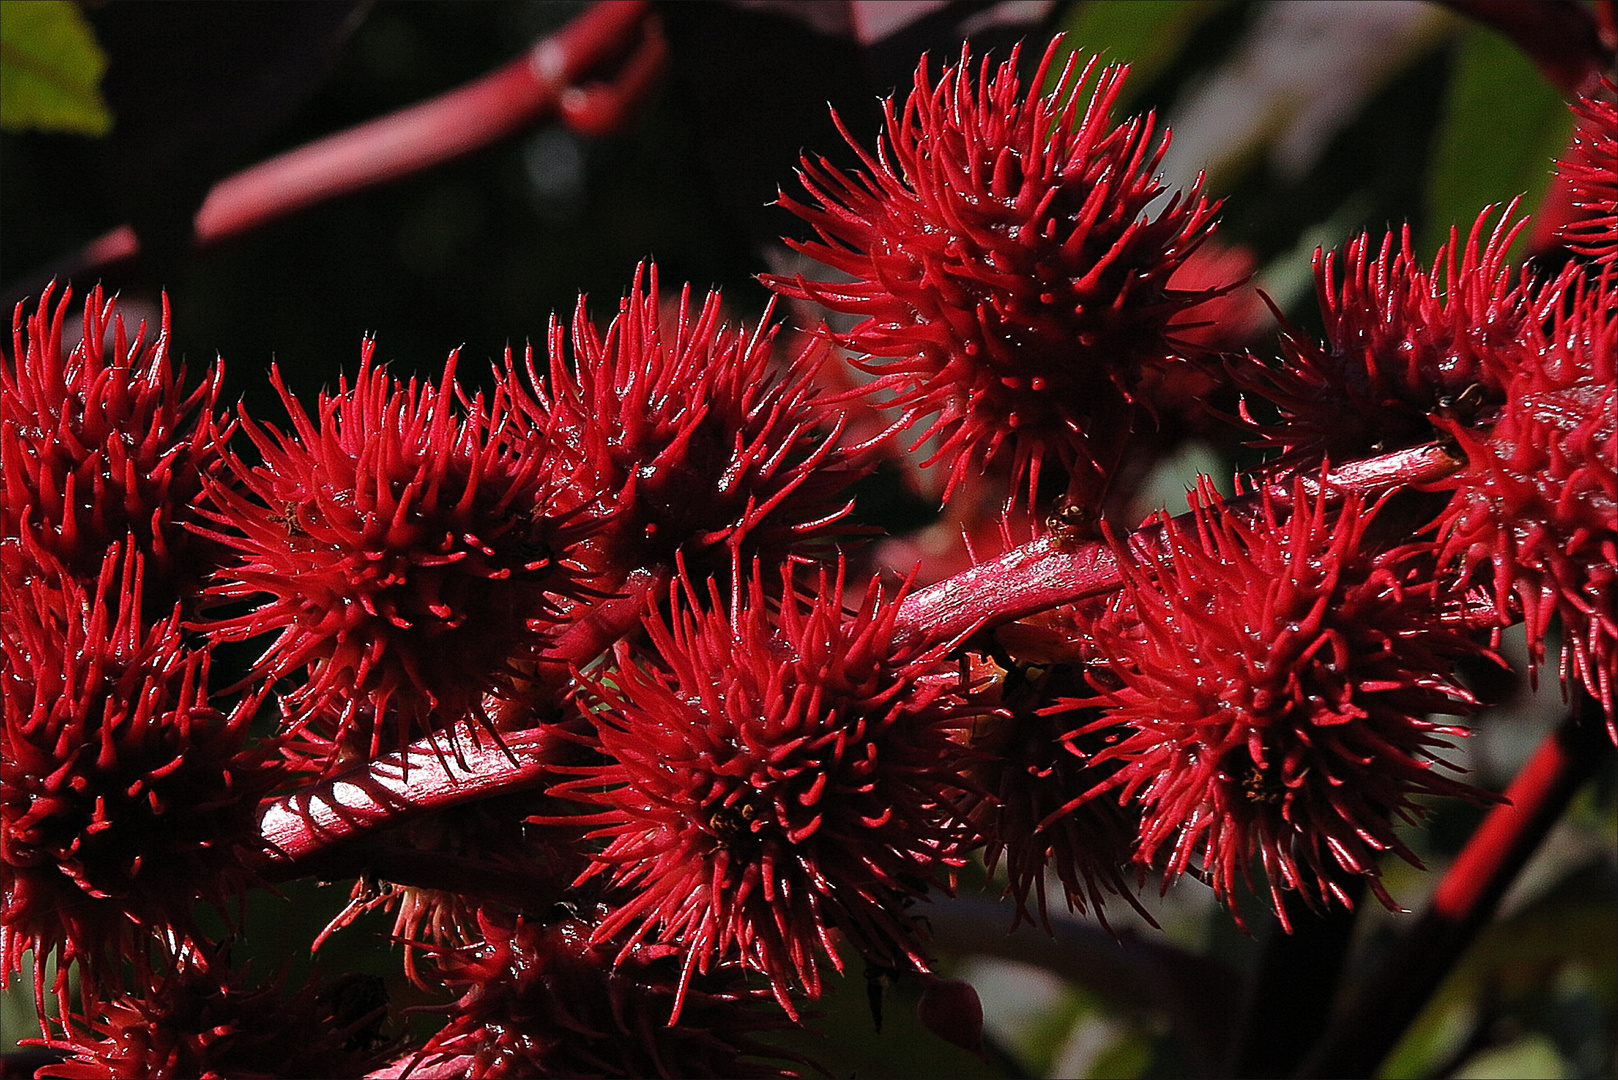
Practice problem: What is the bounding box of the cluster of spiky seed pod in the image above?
[2,36,1614,1080]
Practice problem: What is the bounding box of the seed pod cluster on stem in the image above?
[3,25,1614,1080]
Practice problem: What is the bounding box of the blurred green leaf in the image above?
[1089,1027,1153,1079]
[0,0,112,135]
[1423,22,1573,258]
[1453,1034,1570,1080]
[1053,0,1223,103]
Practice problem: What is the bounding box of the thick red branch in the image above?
[255,721,570,871]
[253,446,1463,878]
[892,442,1463,651]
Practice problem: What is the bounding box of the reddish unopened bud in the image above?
[916,975,986,1058]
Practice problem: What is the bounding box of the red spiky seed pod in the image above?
[311,793,588,988]
[411,909,806,1079]
[550,564,982,1017]
[34,952,389,1080]
[1232,206,1551,468]
[0,541,278,1011]
[507,264,867,585]
[764,39,1230,508]
[1076,480,1492,929]
[1,284,223,607]
[198,341,593,764]
[1556,78,1617,267]
[1435,267,1617,733]
[967,654,1146,932]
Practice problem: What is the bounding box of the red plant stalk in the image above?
[252,562,669,882]
[253,441,1464,872]
[256,720,569,868]
[1296,695,1615,1078]
[891,441,1463,649]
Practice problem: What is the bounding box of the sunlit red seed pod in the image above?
[1435,267,1617,734]
[1,283,223,608]
[1231,205,1557,468]
[548,563,983,1018]
[1076,479,1493,929]
[0,541,278,1012]
[1555,78,1617,267]
[763,39,1232,510]
[197,340,594,763]
[504,263,868,583]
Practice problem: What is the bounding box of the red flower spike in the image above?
[1435,268,1618,734]
[763,38,1231,509]
[0,541,278,1013]
[507,263,868,584]
[198,340,593,764]
[1078,480,1493,930]
[1233,205,1551,467]
[551,563,983,1019]
[1,283,223,606]
[1556,79,1617,267]
[34,952,389,1080]
[413,909,808,1080]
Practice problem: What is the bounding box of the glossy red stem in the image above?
[256,721,568,870]
[891,442,1463,651]
[253,445,1461,876]
[256,564,670,872]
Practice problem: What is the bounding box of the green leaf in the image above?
[1452,1035,1570,1080]
[1053,0,1224,105]
[0,0,112,136]
[1422,23,1573,259]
